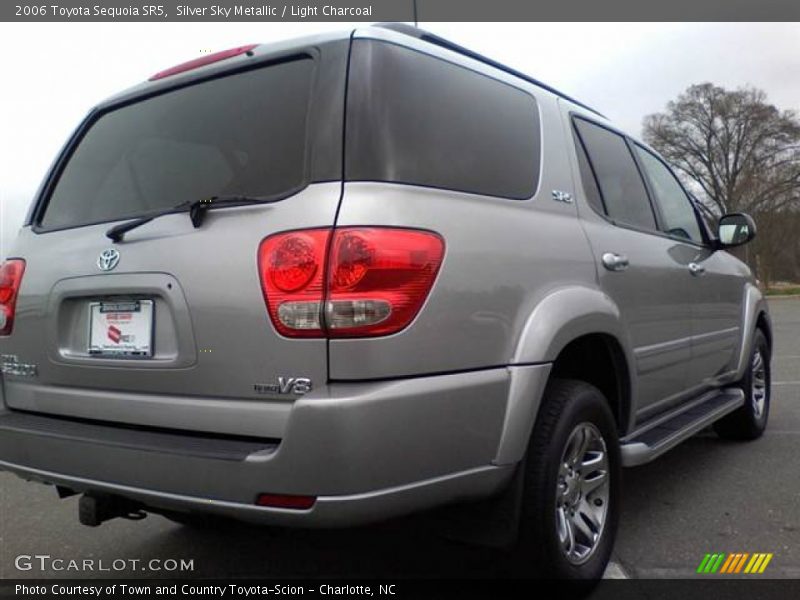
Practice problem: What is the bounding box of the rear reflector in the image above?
[256,494,316,510]
[258,228,444,338]
[149,44,258,81]
[0,259,25,336]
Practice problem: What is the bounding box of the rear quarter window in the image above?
[345,40,540,200]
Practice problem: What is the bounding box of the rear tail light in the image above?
[258,228,444,338]
[259,229,329,338]
[327,228,445,337]
[0,259,25,336]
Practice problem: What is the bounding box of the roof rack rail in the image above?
[374,23,606,119]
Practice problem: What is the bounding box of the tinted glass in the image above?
[346,41,540,199]
[573,119,656,231]
[41,58,314,229]
[572,130,604,214]
[634,146,704,243]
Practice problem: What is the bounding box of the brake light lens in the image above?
[258,228,444,338]
[149,44,258,81]
[0,259,26,336]
[259,229,329,337]
[327,228,445,337]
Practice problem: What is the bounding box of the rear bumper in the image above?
[0,458,512,527]
[0,367,532,526]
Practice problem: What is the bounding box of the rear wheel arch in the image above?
[512,286,628,365]
[495,329,633,466]
[497,289,635,465]
[549,333,632,435]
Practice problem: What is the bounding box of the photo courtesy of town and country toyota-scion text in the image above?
[1,1,799,599]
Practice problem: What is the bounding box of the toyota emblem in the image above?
[97,248,120,271]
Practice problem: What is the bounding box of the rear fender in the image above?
[494,286,633,465]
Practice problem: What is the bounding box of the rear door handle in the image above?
[688,262,706,276]
[602,252,629,272]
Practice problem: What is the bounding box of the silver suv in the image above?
[0,24,771,580]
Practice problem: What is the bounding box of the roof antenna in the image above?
[413,0,418,27]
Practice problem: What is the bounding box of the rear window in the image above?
[40,57,314,230]
[346,41,540,200]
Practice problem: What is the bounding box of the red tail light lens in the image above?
[258,228,444,338]
[0,259,25,336]
[270,233,321,292]
[327,228,444,337]
[258,229,329,337]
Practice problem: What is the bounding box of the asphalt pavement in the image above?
[1,299,798,580]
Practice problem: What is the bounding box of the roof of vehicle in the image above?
[95,25,605,119]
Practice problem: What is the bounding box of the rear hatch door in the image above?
[0,38,349,438]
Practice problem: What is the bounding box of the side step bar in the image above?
[620,388,745,467]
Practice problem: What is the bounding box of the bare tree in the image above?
[643,83,800,285]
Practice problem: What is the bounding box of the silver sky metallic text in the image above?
[175,5,374,18]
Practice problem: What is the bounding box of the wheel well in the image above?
[756,311,772,353]
[550,334,630,434]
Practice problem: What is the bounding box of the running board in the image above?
[620,388,745,467]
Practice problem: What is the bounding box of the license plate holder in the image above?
[88,300,154,358]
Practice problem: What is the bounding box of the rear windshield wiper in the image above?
[105,189,301,243]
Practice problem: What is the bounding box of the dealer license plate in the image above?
[88,300,154,357]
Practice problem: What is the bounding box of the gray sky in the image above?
[2,22,799,259]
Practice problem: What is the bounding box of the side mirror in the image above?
[717,213,756,248]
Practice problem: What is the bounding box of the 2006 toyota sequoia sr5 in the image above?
[0,24,771,580]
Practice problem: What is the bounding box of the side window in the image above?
[572,129,604,215]
[573,118,657,231]
[633,146,704,244]
[346,40,540,200]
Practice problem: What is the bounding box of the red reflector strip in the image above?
[149,44,258,81]
[255,494,316,510]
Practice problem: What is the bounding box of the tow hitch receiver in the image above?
[78,493,147,527]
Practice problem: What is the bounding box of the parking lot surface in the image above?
[1,299,798,580]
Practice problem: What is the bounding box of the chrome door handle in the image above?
[602,252,629,272]
[688,262,706,276]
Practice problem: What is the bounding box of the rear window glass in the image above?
[40,58,314,229]
[346,41,540,200]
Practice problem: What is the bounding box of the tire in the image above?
[714,329,771,441]
[511,379,620,581]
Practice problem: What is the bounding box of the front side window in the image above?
[633,146,704,244]
[40,57,314,229]
[573,118,657,231]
